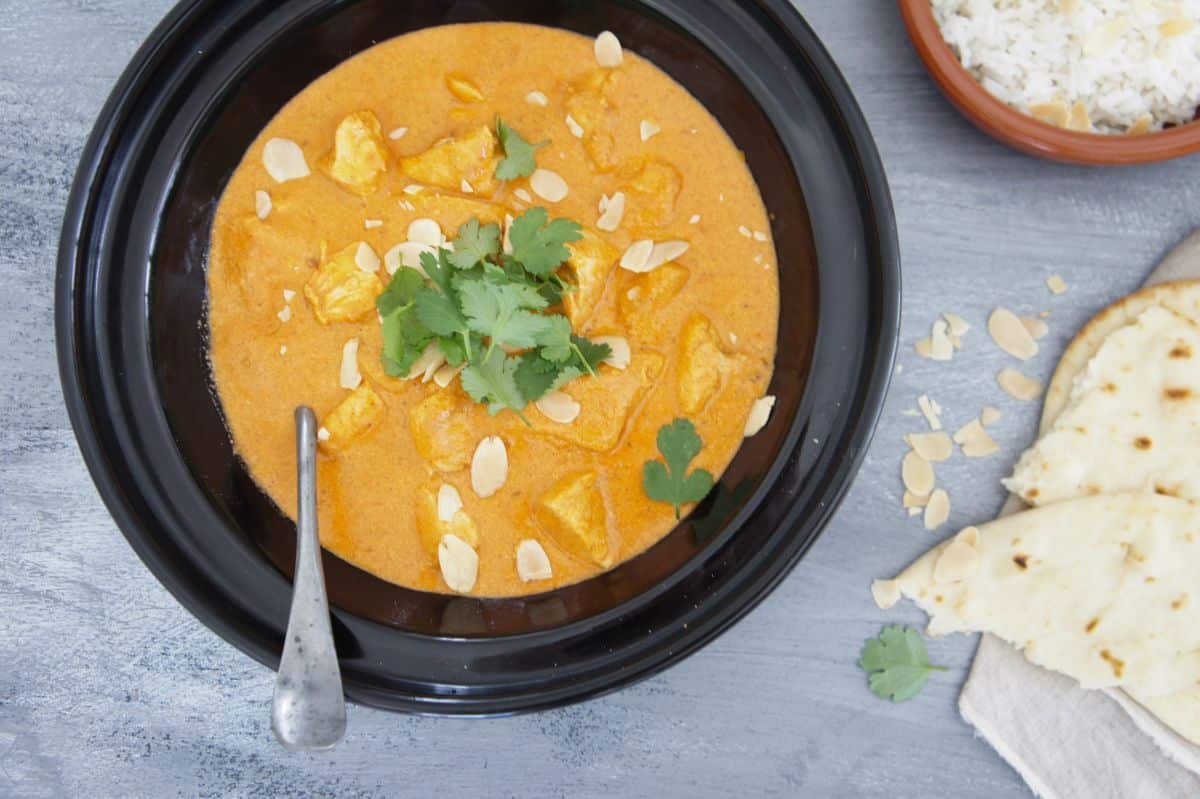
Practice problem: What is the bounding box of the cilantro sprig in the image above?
[642,419,715,519]
[859,625,946,702]
[375,208,607,419]
[495,118,546,181]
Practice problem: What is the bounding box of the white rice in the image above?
[931,0,1200,133]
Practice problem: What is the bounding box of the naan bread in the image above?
[874,494,1200,700]
[1004,305,1200,506]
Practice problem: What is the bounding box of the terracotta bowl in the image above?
[898,0,1200,164]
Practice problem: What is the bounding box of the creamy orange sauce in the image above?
[207,23,778,597]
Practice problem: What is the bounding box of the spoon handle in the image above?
[271,406,347,751]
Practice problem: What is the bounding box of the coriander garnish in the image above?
[375,209,609,419]
[642,419,715,519]
[859,625,946,702]
[495,117,546,180]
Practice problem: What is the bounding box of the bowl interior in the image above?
[152,0,817,636]
[60,0,898,713]
[898,0,1200,164]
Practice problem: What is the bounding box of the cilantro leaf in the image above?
[642,419,715,519]
[455,276,551,350]
[571,335,611,374]
[381,306,434,377]
[419,249,456,296]
[376,267,426,316]
[507,207,583,276]
[448,218,501,270]
[414,286,467,337]
[495,117,547,181]
[438,334,471,367]
[859,625,946,703]
[513,351,583,401]
[533,315,575,362]
[460,349,527,418]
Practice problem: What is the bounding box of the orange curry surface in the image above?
[207,23,778,597]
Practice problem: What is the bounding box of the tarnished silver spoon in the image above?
[271,406,346,751]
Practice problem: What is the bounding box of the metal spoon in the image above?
[271,406,347,751]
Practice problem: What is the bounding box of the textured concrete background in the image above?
[4,1,1200,797]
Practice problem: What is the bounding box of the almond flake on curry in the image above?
[596,192,625,232]
[402,184,424,195]
[594,31,623,68]
[524,91,549,107]
[737,225,752,238]
[953,418,1000,458]
[438,533,478,594]
[282,289,296,302]
[437,484,463,522]
[639,120,661,142]
[566,114,585,138]
[254,190,272,220]
[261,138,310,183]
[406,218,444,247]
[317,426,330,442]
[276,305,292,323]
[905,431,952,462]
[530,168,569,202]
[997,367,1043,401]
[470,436,508,498]
[988,307,1039,360]
[354,242,380,272]
[689,214,701,224]
[339,338,362,390]
[619,239,655,272]
[744,395,776,437]
[513,187,533,203]
[535,391,581,424]
[516,539,553,582]
[364,219,383,229]
[901,450,935,497]
[923,488,950,530]
[388,126,408,140]
[432,363,461,388]
[594,335,631,369]
[460,178,474,194]
[645,240,688,271]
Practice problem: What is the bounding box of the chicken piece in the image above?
[303,241,383,324]
[531,351,664,452]
[621,158,683,230]
[677,314,731,415]
[414,486,480,557]
[408,191,507,230]
[399,126,499,195]
[564,69,620,171]
[409,389,480,472]
[535,472,612,567]
[618,262,689,325]
[320,111,389,196]
[562,229,621,331]
[319,385,386,455]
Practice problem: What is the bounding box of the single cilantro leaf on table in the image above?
[859,625,946,703]
[495,118,547,181]
[642,419,714,519]
[507,207,583,276]
[448,218,501,269]
[461,349,527,419]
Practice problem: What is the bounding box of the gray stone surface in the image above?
[3,0,1199,796]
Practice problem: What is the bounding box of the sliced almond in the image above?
[737,225,752,238]
[953,419,1000,458]
[592,335,630,370]
[402,183,424,195]
[689,214,701,224]
[644,240,688,271]
[277,305,292,323]
[438,533,478,594]
[254,190,272,220]
[471,436,508,498]
[404,341,445,381]
[407,218,444,247]
[339,338,362,390]
[262,138,310,183]
[432,363,462,388]
[514,187,533,203]
[354,242,380,272]
[914,338,933,359]
[903,491,929,508]
[594,31,623,68]
[933,527,980,584]
[525,91,549,107]
[502,213,514,255]
[384,241,435,276]
[1029,101,1069,128]
[364,218,383,229]
[530,168,568,202]
[388,127,408,140]
[516,539,553,582]
[596,192,625,232]
[460,178,474,194]
[282,289,296,302]
[997,367,1043,401]
[535,391,581,424]
[1046,274,1067,294]
[905,431,952,462]
[980,405,1002,426]
[1084,15,1128,57]
[901,450,935,497]
[317,426,330,442]
[639,120,661,142]
[565,114,584,138]
[744,395,776,437]
[1129,115,1153,135]
[988,307,1038,360]
[619,239,655,272]
[1020,316,1048,340]
[943,312,970,336]
[1066,101,1092,133]
[437,484,463,522]
[929,318,954,361]
[871,579,901,610]
[924,488,950,530]
[917,394,942,431]
[1160,18,1195,37]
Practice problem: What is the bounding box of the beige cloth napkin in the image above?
[957,229,1200,798]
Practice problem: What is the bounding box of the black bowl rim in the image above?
[56,0,900,715]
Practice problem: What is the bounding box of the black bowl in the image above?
[57,0,899,714]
